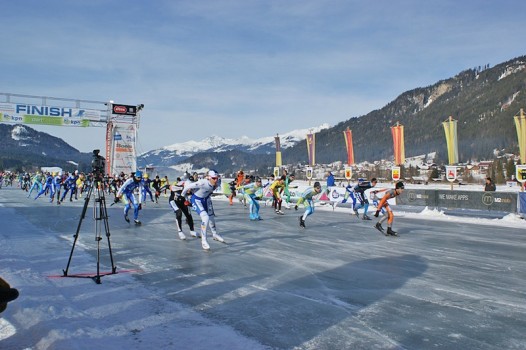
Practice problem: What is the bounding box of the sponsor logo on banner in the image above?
[516,165,526,183]
[344,167,352,180]
[446,166,457,182]
[305,167,313,180]
[112,104,137,116]
[392,166,400,181]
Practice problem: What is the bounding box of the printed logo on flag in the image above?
[344,167,352,180]
[446,166,457,182]
[516,165,526,183]
[392,166,401,181]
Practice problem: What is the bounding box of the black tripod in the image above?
[63,176,117,284]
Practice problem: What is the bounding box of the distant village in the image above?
[236,151,520,187]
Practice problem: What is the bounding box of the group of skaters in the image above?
[8,167,405,251]
[12,170,178,206]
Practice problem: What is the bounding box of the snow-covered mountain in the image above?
[138,123,330,167]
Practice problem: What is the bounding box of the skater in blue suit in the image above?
[115,171,144,225]
[34,173,55,202]
[238,177,264,221]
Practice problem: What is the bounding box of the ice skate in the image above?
[374,222,384,232]
[362,214,371,220]
[178,231,187,240]
[124,214,130,223]
[387,227,398,236]
[134,219,142,225]
[353,208,360,219]
[213,233,225,243]
[190,231,200,238]
[201,238,210,250]
[299,216,306,228]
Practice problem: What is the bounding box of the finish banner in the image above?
[0,102,100,127]
[109,123,137,176]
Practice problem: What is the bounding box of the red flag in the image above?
[343,127,354,165]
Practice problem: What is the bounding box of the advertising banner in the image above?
[110,123,137,176]
[0,102,100,127]
[397,189,517,212]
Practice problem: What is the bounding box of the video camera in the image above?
[91,149,106,177]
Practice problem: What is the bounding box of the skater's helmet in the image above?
[313,181,321,189]
[395,181,405,189]
[134,170,143,179]
[208,169,219,179]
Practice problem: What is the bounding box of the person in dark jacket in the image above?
[484,177,496,191]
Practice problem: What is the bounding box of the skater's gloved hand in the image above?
[374,210,380,217]
[372,190,378,194]
[113,196,120,203]
[341,199,347,203]
[294,205,298,210]
[184,200,191,206]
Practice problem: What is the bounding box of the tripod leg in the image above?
[99,187,117,273]
[63,184,94,276]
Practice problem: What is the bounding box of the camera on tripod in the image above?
[91,149,105,179]
[64,148,116,284]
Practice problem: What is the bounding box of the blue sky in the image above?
[2,0,526,153]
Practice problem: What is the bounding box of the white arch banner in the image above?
[0,102,104,127]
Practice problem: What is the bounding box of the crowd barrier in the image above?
[218,182,523,214]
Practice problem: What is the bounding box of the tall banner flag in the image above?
[343,127,355,165]
[306,131,316,166]
[391,122,405,165]
[109,123,137,176]
[442,116,459,165]
[274,134,282,167]
[514,109,526,164]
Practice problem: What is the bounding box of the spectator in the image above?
[484,177,496,191]
[326,171,335,187]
